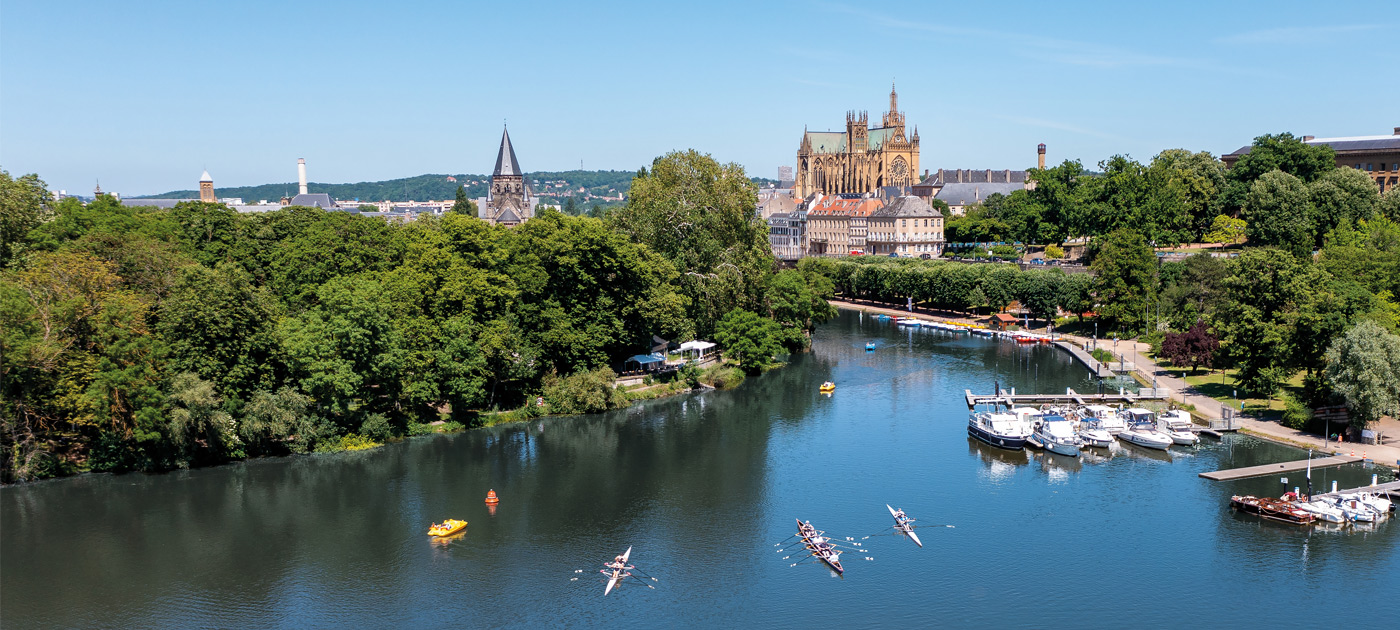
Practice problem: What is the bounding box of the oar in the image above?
[910,524,956,529]
[629,567,661,583]
[772,535,798,546]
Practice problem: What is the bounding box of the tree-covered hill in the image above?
[146,170,781,204]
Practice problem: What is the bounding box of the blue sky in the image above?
[2,1,1395,196]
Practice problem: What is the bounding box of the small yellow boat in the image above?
[427,519,468,537]
[819,381,836,393]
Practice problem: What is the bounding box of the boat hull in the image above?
[1118,431,1171,450]
[968,423,1026,450]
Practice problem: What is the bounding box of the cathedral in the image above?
[485,126,533,226]
[795,85,920,198]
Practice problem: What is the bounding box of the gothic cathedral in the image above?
[795,85,920,198]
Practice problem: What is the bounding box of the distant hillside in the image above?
[147,170,780,203]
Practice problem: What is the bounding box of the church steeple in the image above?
[494,126,522,177]
[889,81,898,117]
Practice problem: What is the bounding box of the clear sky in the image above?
[2,1,1395,196]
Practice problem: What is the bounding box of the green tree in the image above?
[1203,214,1246,244]
[450,185,478,217]
[1212,248,1306,396]
[1026,159,1089,243]
[766,268,837,350]
[542,367,626,414]
[1380,187,1400,222]
[1324,320,1400,430]
[166,372,238,466]
[713,308,783,373]
[1148,149,1226,240]
[1090,229,1156,331]
[611,150,773,336]
[157,264,282,401]
[1221,132,1336,214]
[1244,170,1312,256]
[0,169,52,270]
[1308,166,1379,248]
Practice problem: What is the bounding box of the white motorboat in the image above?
[1328,496,1377,522]
[968,411,1031,450]
[1116,409,1172,450]
[1033,415,1082,457]
[1076,423,1114,448]
[1156,410,1199,445]
[1081,405,1127,435]
[1339,493,1390,519]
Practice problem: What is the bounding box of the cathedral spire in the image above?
[889,81,897,117]
[494,125,522,177]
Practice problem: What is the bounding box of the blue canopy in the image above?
[627,353,665,365]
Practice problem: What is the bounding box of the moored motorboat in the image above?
[1231,495,1315,525]
[1156,410,1199,445]
[1033,415,1082,457]
[968,411,1031,450]
[1117,408,1172,450]
[1282,493,1346,524]
[865,342,876,351]
[1080,405,1127,435]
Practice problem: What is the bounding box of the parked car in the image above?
[919,253,931,259]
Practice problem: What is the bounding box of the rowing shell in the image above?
[603,546,632,596]
[887,504,922,547]
[795,518,844,574]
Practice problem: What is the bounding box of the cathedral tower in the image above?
[796,87,920,198]
[199,170,215,202]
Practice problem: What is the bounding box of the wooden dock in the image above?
[1199,455,1364,481]
[965,388,1168,409]
[1054,341,1116,379]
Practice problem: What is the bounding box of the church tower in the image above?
[199,170,215,202]
[487,126,531,226]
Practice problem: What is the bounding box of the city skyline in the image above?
[2,0,1395,195]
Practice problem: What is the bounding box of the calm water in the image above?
[3,310,1397,629]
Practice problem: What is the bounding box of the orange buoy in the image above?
[484,489,500,505]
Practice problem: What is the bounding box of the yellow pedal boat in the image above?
[819,381,836,393]
[428,519,468,537]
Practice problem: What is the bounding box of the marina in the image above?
[1201,455,1366,481]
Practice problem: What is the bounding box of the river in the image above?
[3,309,1397,628]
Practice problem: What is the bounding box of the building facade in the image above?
[867,196,945,257]
[486,127,534,226]
[767,210,807,261]
[795,85,920,198]
[1223,128,1400,193]
[804,195,884,257]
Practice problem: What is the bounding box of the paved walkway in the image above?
[1071,334,1400,471]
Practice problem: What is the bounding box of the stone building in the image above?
[867,195,945,257]
[1222,128,1400,193]
[795,85,920,198]
[804,195,884,257]
[486,126,534,226]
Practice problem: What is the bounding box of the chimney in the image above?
[957,170,964,183]
[1004,169,1011,182]
[297,158,308,195]
[1302,135,1315,142]
[1037,143,1046,169]
[986,169,993,182]
[1393,127,1399,136]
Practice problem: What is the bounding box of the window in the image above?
[1366,163,1373,171]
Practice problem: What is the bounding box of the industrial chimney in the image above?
[1037,143,1046,169]
[297,158,308,195]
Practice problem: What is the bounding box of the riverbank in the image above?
[830,298,1400,471]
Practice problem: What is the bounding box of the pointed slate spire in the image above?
[493,126,522,177]
[200,170,213,182]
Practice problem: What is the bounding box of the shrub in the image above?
[359,413,393,442]
[678,362,701,389]
[991,244,1019,259]
[543,367,627,415]
[315,434,382,453]
[1044,244,1065,260]
[700,365,746,390]
[1280,392,1312,430]
[1090,348,1115,363]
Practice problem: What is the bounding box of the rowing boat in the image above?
[886,504,922,547]
[795,518,844,574]
[602,546,632,596]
